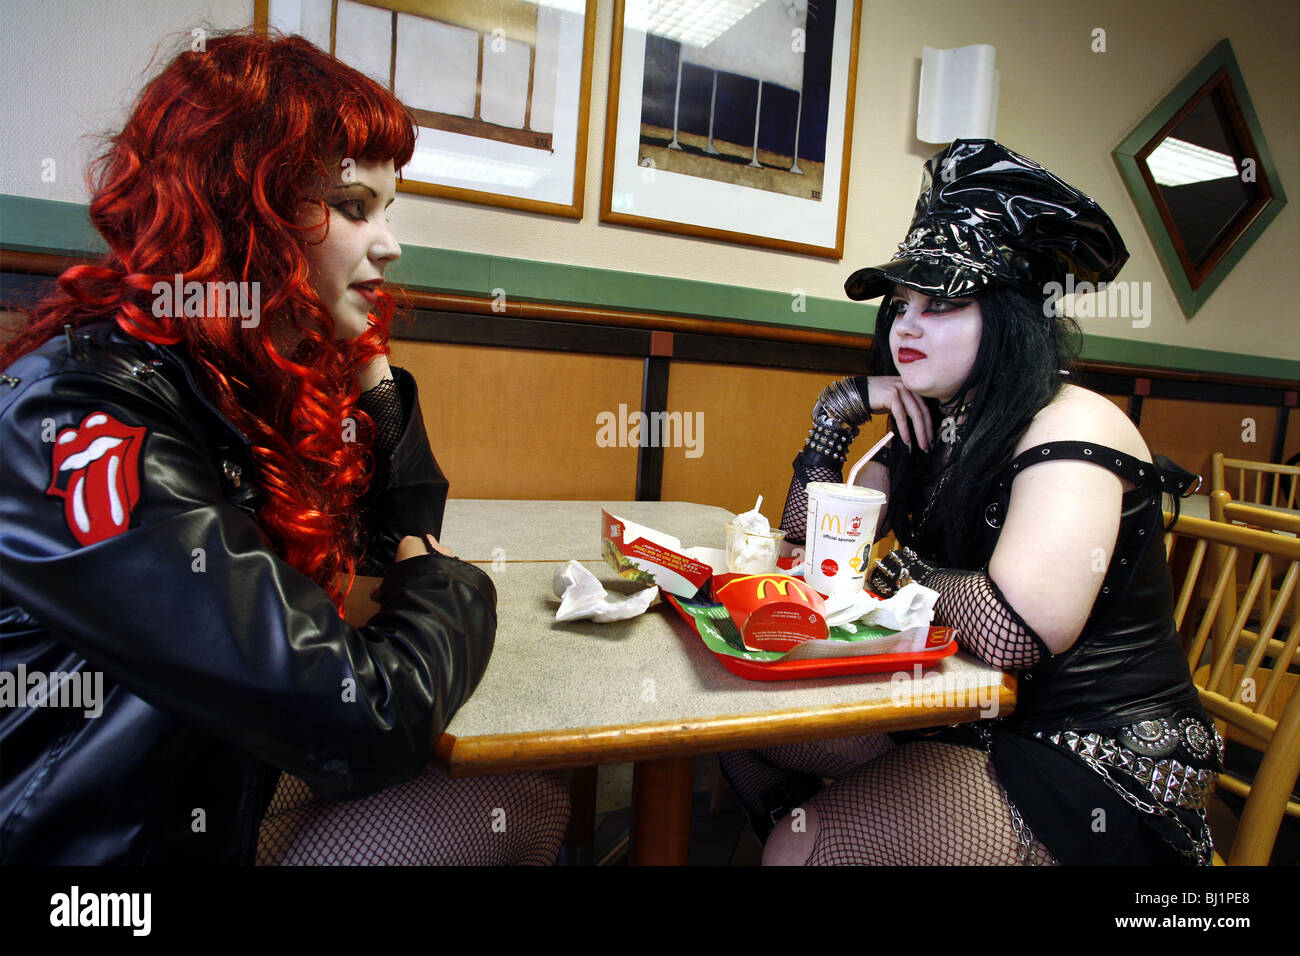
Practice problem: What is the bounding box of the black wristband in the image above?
[802,418,859,466]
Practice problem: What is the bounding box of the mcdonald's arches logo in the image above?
[819,513,842,534]
[755,577,816,602]
[714,573,829,652]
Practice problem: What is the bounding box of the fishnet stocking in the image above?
[780,458,843,546]
[256,767,570,866]
[770,740,1056,865]
[923,568,1050,669]
[719,735,894,823]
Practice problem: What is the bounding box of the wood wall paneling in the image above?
[1139,399,1280,480]
[659,362,890,527]
[388,340,642,500]
[1284,406,1300,464]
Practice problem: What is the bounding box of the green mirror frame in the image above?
[1113,39,1287,318]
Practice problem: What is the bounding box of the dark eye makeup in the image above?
[332,199,367,221]
[889,296,972,314]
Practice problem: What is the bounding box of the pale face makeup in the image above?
[298,159,401,339]
[886,285,983,404]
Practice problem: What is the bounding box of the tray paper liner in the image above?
[671,595,932,663]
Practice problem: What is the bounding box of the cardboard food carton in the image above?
[712,573,829,653]
[601,510,716,599]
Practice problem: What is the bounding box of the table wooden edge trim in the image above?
[435,680,1016,776]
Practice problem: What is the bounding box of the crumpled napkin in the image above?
[553,560,658,623]
[823,582,937,632]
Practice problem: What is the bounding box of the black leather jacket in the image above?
[0,323,496,864]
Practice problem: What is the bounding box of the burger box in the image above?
[601,510,715,599]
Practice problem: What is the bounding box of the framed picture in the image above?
[1112,39,1287,317]
[257,0,597,219]
[600,0,862,258]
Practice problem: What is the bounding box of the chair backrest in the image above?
[1209,490,1300,536]
[1205,489,1299,627]
[1212,452,1300,510]
[1164,512,1300,864]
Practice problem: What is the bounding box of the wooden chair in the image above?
[1208,488,1300,536]
[1206,489,1299,643]
[1164,513,1300,864]
[1211,452,1300,511]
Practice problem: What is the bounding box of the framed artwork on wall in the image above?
[257,0,597,219]
[599,0,862,258]
[1113,39,1287,317]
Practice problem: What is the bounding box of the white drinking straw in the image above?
[846,431,895,487]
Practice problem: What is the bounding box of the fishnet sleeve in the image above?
[921,567,1050,670]
[779,456,844,546]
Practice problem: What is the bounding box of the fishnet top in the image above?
[356,377,403,487]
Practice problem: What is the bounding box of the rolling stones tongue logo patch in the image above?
[46,411,147,546]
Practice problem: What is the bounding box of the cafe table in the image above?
[347,499,1017,865]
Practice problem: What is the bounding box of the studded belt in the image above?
[1033,716,1222,812]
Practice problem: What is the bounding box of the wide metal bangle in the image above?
[815,375,872,426]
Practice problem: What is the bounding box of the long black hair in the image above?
[869,284,1083,567]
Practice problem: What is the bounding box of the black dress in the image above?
[925,441,1220,865]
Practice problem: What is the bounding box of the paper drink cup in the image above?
[803,482,886,596]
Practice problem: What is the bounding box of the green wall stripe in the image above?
[4,193,1298,382]
[1,195,105,257]
[390,244,871,333]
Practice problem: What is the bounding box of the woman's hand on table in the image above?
[867,376,933,452]
[369,535,456,601]
[396,534,454,561]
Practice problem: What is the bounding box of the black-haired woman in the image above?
[723,140,1216,866]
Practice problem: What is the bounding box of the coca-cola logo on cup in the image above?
[820,558,838,577]
[46,411,147,546]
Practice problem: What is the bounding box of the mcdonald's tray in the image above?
[664,593,958,681]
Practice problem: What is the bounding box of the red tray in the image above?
[664,593,958,681]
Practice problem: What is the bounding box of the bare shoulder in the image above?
[1012,384,1152,464]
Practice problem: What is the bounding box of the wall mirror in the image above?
[1113,39,1286,317]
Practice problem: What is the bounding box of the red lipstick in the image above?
[350,281,382,306]
[897,348,926,364]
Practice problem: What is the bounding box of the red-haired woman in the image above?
[0,31,568,865]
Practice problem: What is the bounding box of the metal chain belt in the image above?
[972,725,1054,866]
[1033,727,1219,811]
[998,781,1057,866]
[976,721,1216,865]
[1063,744,1214,865]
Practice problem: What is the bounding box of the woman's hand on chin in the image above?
[867,376,933,451]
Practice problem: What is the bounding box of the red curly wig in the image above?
[1,29,417,612]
